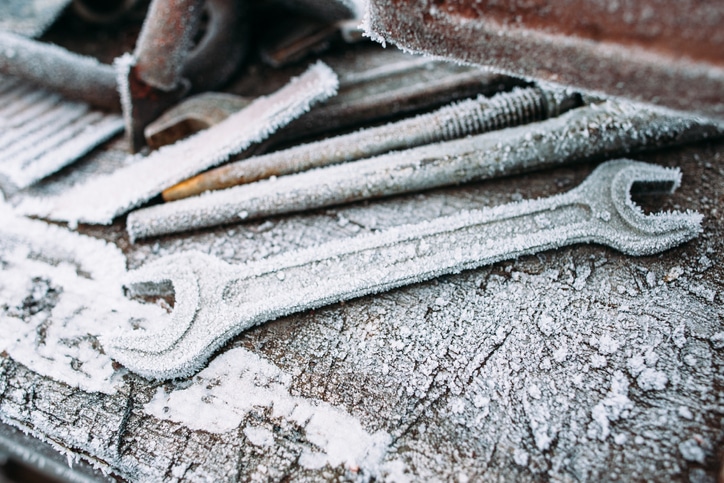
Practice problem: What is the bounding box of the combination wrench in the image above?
[104,160,703,380]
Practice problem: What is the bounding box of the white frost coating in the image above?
[595,334,621,355]
[0,78,123,188]
[636,368,668,391]
[0,202,170,394]
[679,438,706,463]
[589,371,634,441]
[144,347,398,475]
[114,52,135,150]
[0,0,72,38]
[26,62,339,225]
[358,0,385,47]
[126,99,720,240]
[107,160,703,380]
[163,86,561,199]
[243,426,275,447]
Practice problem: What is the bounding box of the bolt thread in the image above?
[433,87,547,143]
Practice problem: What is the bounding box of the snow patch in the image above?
[144,347,399,476]
[589,371,634,441]
[0,202,163,394]
[636,368,668,391]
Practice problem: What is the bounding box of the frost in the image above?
[590,354,607,368]
[677,406,693,420]
[538,314,555,336]
[636,368,668,391]
[112,160,703,380]
[448,398,465,414]
[689,284,717,303]
[523,388,557,451]
[243,426,275,448]
[0,201,162,394]
[25,62,339,225]
[664,266,684,282]
[589,371,634,441]
[552,344,568,363]
[710,332,724,350]
[679,438,706,463]
[672,323,687,348]
[144,347,401,475]
[513,448,529,466]
[0,75,122,188]
[595,334,621,355]
[645,271,657,288]
[643,349,660,367]
[573,264,592,290]
[627,355,646,376]
[126,100,712,240]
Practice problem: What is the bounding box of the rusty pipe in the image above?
[0,31,119,111]
[133,0,205,91]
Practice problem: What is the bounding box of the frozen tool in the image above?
[105,159,702,380]
[28,61,338,226]
[127,99,722,241]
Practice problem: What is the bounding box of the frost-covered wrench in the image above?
[105,159,702,380]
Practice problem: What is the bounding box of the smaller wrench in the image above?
[105,160,702,380]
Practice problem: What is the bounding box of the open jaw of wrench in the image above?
[104,159,703,380]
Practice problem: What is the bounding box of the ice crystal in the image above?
[25,62,339,225]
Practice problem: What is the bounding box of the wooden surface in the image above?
[1,137,722,481]
[0,11,722,479]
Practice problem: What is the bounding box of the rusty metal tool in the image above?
[110,160,703,379]
[161,86,581,201]
[0,75,123,190]
[28,62,339,226]
[144,92,252,149]
[280,51,525,142]
[121,0,248,151]
[0,31,120,111]
[145,50,522,151]
[364,0,724,120]
[126,99,723,240]
[260,15,364,68]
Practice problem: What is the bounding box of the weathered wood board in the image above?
[1,134,722,481]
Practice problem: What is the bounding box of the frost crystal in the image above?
[107,160,703,380]
[126,99,717,240]
[0,200,160,394]
[0,74,123,189]
[25,62,339,225]
[636,368,668,391]
[679,438,706,463]
[143,347,399,476]
[590,371,634,441]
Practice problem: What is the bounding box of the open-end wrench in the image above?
[104,160,702,380]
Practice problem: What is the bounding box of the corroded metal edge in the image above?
[365,0,724,120]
